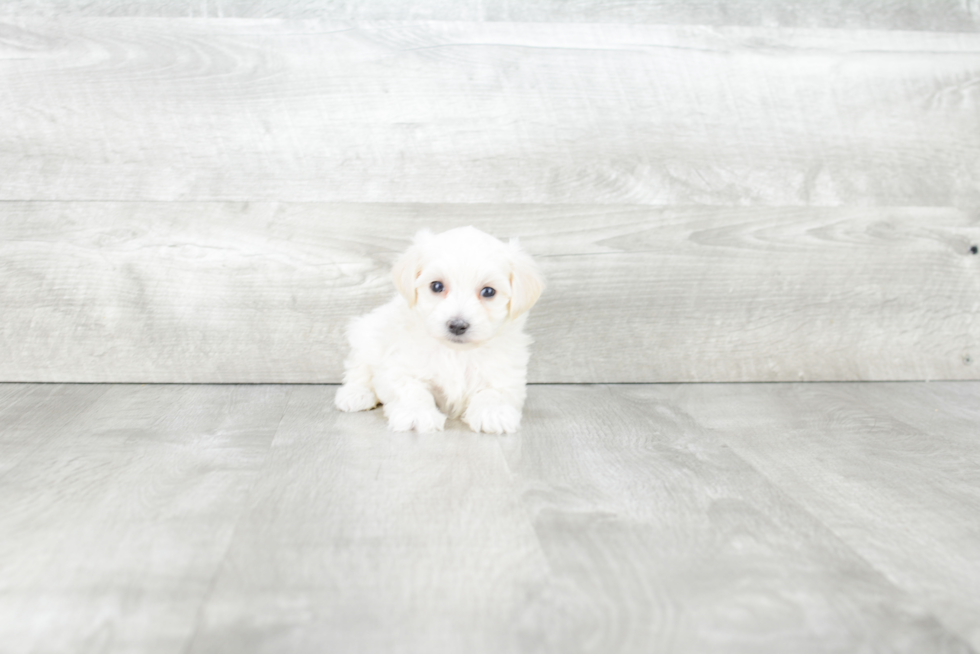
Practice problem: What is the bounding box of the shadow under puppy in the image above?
[335,226,544,433]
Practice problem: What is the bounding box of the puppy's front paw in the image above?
[464,403,521,434]
[335,384,379,412]
[385,404,446,433]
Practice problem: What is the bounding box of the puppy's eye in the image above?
[480,287,496,298]
[430,281,444,293]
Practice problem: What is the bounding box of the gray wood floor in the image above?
[2,382,978,653]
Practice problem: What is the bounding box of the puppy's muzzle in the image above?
[447,319,470,336]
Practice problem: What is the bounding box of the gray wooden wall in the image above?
[1,2,978,383]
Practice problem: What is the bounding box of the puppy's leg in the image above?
[374,375,446,432]
[463,387,524,434]
[335,360,380,413]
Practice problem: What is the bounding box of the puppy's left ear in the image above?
[508,238,545,319]
[392,230,432,307]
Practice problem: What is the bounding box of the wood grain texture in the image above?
[506,384,975,653]
[0,384,290,653]
[0,383,109,475]
[1,19,978,206]
[2,0,979,31]
[187,385,551,654]
[666,381,980,649]
[2,202,977,383]
[2,382,978,652]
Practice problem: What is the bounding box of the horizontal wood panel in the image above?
[2,1,979,32]
[1,19,978,205]
[1,201,977,382]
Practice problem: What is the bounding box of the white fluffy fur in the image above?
[334,226,545,433]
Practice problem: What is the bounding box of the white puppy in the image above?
[334,226,544,433]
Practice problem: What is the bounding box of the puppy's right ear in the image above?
[508,238,545,319]
[391,230,432,306]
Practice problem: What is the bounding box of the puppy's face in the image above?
[393,227,544,348]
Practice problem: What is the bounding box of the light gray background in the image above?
[3,5,980,654]
[2,2,978,383]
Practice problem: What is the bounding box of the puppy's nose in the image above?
[447,319,470,336]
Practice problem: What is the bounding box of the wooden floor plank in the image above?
[187,385,550,654]
[665,382,980,649]
[2,382,977,652]
[1,20,977,206]
[506,384,972,653]
[0,383,110,476]
[2,1,978,32]
[2,203,977,384]
[0,384,290,654]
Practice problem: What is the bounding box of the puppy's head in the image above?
[392,226,544,347]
